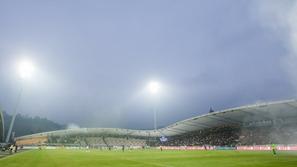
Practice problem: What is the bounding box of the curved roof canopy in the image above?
[158,99,297,136]
[17,99,297,140]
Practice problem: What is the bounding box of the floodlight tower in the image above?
[147,81,161,131]
[5,59,35,143]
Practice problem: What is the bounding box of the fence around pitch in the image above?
[161,145,297,151]
[236,145,297,151]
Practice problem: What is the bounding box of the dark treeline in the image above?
[2,111,64,138]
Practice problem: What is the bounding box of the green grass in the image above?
[1,149,297,167]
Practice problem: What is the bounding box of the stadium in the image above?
[14,99,297,148]
[1,99,296,166]
[2,0,297,166]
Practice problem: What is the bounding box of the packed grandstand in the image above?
[12,99,297,150]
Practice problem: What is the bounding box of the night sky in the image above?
[0,0,296,129]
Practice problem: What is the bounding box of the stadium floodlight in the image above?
[17,59,35,79]
[5,59,35,143]
[147,81,161,95]
[146,81,162,131]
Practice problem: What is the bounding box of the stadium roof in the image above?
[158,99,297,136]
[17,99,297,139]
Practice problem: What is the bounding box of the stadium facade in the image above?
[15,99,297,147]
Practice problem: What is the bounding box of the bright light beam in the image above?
[147,81,161,95]
[6,59,35,142]
[18,59,35,79]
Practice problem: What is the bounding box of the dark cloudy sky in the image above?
[0,0,296,129]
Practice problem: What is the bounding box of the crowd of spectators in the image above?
[238,124,297,145]
[156,123,297,147]
[23,123,297,147]
[47,135,147,148]
[157,126,240,147]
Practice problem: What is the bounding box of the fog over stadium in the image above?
[0,0,297,129]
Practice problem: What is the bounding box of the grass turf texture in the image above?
[1,149,297,167]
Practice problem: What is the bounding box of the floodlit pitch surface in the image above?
[1,149,297,167]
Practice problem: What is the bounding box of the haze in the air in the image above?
[0,0,296,129]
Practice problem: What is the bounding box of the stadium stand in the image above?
[24,134,149,148]
[157,122,297,146]
[85,137,105,147]
[158,125,240,146]
[16,136,48,146]
[104,137,146,147]
[14,99,297,148]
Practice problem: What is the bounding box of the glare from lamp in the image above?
[18,59,35,79]
[148,81,161,95]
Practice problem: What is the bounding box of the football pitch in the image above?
[1,149,297,167]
